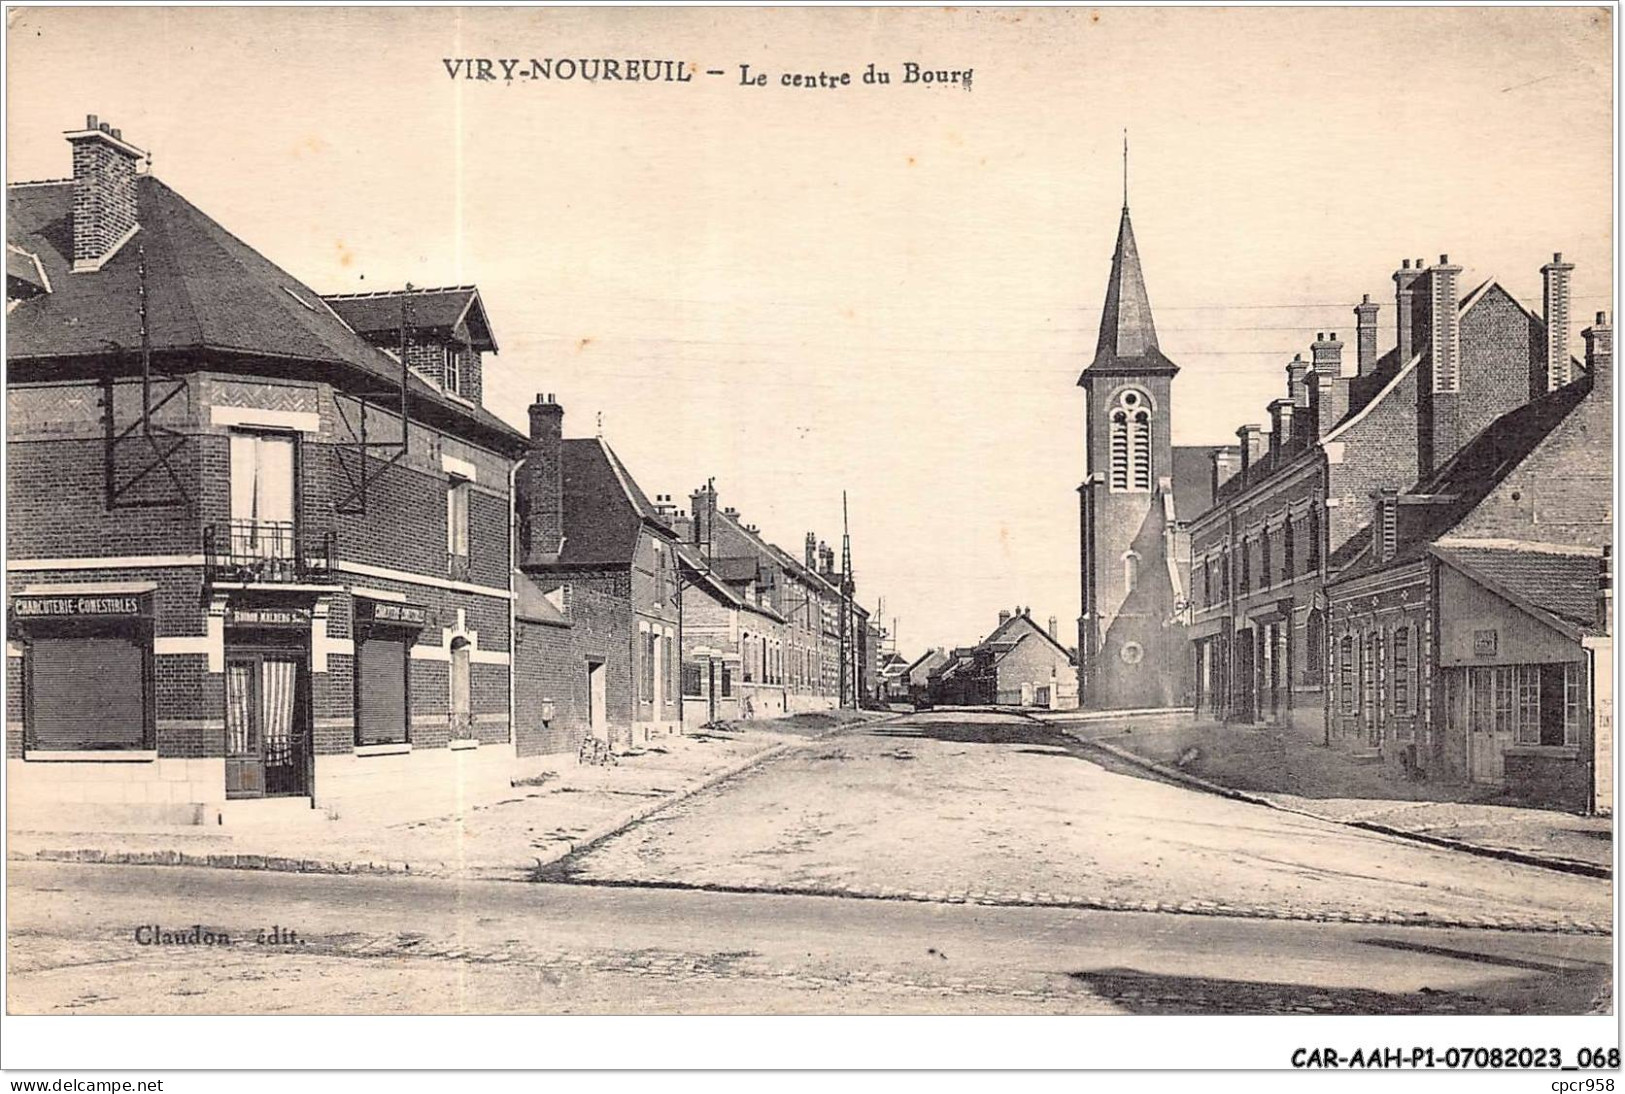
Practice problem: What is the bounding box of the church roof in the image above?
[1079,205,1180,381]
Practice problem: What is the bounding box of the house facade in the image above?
[1324,312,1611,809]
[1188,252,1585,738]
[6,118,529,822]
[925,609,1078,709]
[514,396,683,753]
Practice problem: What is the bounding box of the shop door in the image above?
[225,653,309,799]
[1467,667,1510,783]
[1233,633,1256,722]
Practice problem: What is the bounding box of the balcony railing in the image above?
[205,520,336,585]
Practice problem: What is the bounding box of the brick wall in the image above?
[514,619,581,756]
[1327,367,1418,557]
[1425,285,1542,475]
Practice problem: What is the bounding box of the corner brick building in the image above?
[6,118,530,822]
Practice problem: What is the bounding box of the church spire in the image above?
[1079,151,1177,382]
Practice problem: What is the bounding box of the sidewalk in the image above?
[1052,713,1613,876]
[8,709,890,882]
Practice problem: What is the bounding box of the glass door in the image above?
[224,651,309,799]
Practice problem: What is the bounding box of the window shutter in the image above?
[357,636,408,745]
[29,636,146,750]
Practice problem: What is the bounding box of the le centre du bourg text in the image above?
[442,57,975,91]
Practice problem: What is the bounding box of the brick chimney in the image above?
[998,609,1013,628]
[1286,353,1312,408]
[1393,259,1424,363]
[1311,332,1344,377]
[1428,255,1463,393]
[1354,294,1380,376]
[1211,448,1241,497]
[1236,424,1265,479]
[67,115,145,272]
[1048,615,1058,640]
[1268,399,1296,458]
[1583,311,1612,399]
[690,484,718,551]
[1599,544,1613,636]
[805,532,818,569]
[520,394,565,565]
[1542,252,1576,391]
[1308,369,1349,439]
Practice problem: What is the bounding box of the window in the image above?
[742,632,754,683]
[443,345,462,395]
[1282,519,1296,580]
[721,665,735,698]
[1509,663,1583,747]
[1124,551,1140,593]
[1307,504,1321,570]
[1108,390,1153,493]
[447,479,470,578]
[356,635,409,746]
[1339,636,1355,714]
[665,634,676,703]
[1260,528,1273,589]
[1392,627,1411,714]
[230,431,297,562]
[1305,609,1325,686]
[1239,539,1251,594]
[449,637,472,740]
[1361,635,1376,726]
[682,662,703,698]
[26,633,151,751]
[1219,550,1230,599]
[640,629,657,702]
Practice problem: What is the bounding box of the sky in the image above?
[6,7,1614,655]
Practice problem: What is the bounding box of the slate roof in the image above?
[514,572,571,627]
[323,286,498,352]
[549,437,677,567]
[1080,205,1179,379]
[6,177,526,454]
[1431,545,1604,638]
[980,612,1075,663]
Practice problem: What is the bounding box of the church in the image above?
[1076,183,1223,709]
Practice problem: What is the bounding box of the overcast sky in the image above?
[8,7,1612,654]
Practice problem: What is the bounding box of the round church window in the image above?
[1120,642,1145,665]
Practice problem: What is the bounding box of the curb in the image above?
[11,712,909,883]
[1064,730,1613,881]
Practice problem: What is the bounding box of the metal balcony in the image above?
[205,520,336,585]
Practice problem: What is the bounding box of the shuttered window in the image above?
[28,635,148,751]
[356,636,408,746]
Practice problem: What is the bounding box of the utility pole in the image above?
[839,491,854,709]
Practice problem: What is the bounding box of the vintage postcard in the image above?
[1,2,1617,1079]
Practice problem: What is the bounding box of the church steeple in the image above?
[1079,160,1178,383]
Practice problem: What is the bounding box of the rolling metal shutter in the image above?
[357,635,408,745]
[29,635,146,750]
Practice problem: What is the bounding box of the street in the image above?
[6,712,1613,1014]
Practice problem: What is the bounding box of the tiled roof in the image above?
[323,286,498,352]
[1432,545,1604,637]
[514,572,571,626]
[6,177,526,452]
[550,437,675,567]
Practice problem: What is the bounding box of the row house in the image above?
[925,608,1078,709]
[514,395,683,754]
[1324,313,1611,809]
[6,118,529,822]
[672,538,788,729]
[1187,251,1587,736]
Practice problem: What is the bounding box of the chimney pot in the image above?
[1439,254,1449,264]
[1554,252,1563,263]
[86,114,98,129]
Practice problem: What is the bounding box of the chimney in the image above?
[1268,399,1296,457]
[1048,615,1058,640]
[1354,294,1380,376]
[1286,353,1312,408]
[805,532,818,569]
[1308,369,1349,439]
[690,484,718,551]
[998,609,1013,628]
[1428,255,1463,394]
[1311,332,1344,377]
[1211,448,1241,497]
[1394,259,1423,363]
[1236,424,1265,479]
[1375,488,1399,563]
[67,115,145,272]
[669,509,693,543]
[521,394,565,564]
[1583,311,1612,399]
[1542,252,1576,391]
